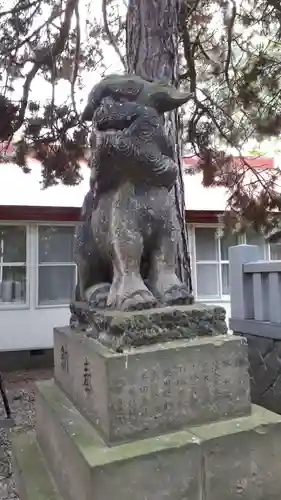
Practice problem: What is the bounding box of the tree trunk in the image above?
[126,0,193,295]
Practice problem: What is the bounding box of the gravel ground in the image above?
[0,370,52,500]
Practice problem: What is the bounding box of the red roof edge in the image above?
[182,155,275,169]
[0,205,224,223]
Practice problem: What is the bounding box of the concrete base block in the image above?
[190,407,281,500]
[12,431,63,500]
[54,327,251,444]
[13,379,281,500]
[35,380,202,500]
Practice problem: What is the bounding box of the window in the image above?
[38,226,76,306]
[245,229,266,259]
[0,225,27,304]
[194,227,238,298]
[269,239,281,260]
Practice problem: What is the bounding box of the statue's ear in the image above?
[81,82,108,122]
[149,85,192,112]
[81,103,94,122]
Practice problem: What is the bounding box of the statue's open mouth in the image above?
[96,115,136,132]
[95,102,140,133]
[94,98,161,134]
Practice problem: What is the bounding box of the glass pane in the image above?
[220,233,238,261]
[246,230,266,259]
[38,265,76,305]
[0,226,26,262]
[195,228,217,261]
[196,264,219,297]
[0,266,26,303]
[222,264,230,295]
[270,242,281,260]
[39,226,75,263]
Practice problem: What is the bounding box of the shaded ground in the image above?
[0,370,52,500]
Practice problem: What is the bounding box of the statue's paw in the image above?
[86,283,111,309]
[163,284,191,306]
[70,312,80,329]
[120,290,158,311]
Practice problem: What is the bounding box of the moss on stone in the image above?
[11,432,63,500]
[90,304,227,351]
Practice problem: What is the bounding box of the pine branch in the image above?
[15,0,79,132]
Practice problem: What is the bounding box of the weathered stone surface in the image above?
[54,326,250,444]
[190,404,281,500]
[35,380,202,500]
[235,331,281,415]
[87,303,227,351]
[15,380,281,500]
[74,74,193,316]
[12,431,63,500]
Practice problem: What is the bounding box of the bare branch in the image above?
[224,0,237,89]
[102,0,127,71]
[0,0,39,18]
[71,1,81,116]
[15,0,79,132]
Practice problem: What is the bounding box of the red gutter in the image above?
[0,205,224,224]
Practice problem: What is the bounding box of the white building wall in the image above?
[0,290,231,352]
[1,220,274,351]
[0,307,70,351]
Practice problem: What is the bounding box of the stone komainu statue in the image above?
[75,74,193,312]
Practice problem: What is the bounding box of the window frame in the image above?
[188,223,244,302]
[35,222,77,309]
[268,240,281,261]
[243,230,269,260]
[0,222,30,310]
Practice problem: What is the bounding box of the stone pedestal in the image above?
[234,331,281,415]
[11,304,281,500]
[54,328,250,444]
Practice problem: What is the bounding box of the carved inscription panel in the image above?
[83,357,92,394]
[108,343,249,437]
[60,346,69,372]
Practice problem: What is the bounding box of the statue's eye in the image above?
[109,83,141,98]
[125,86,139,96]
